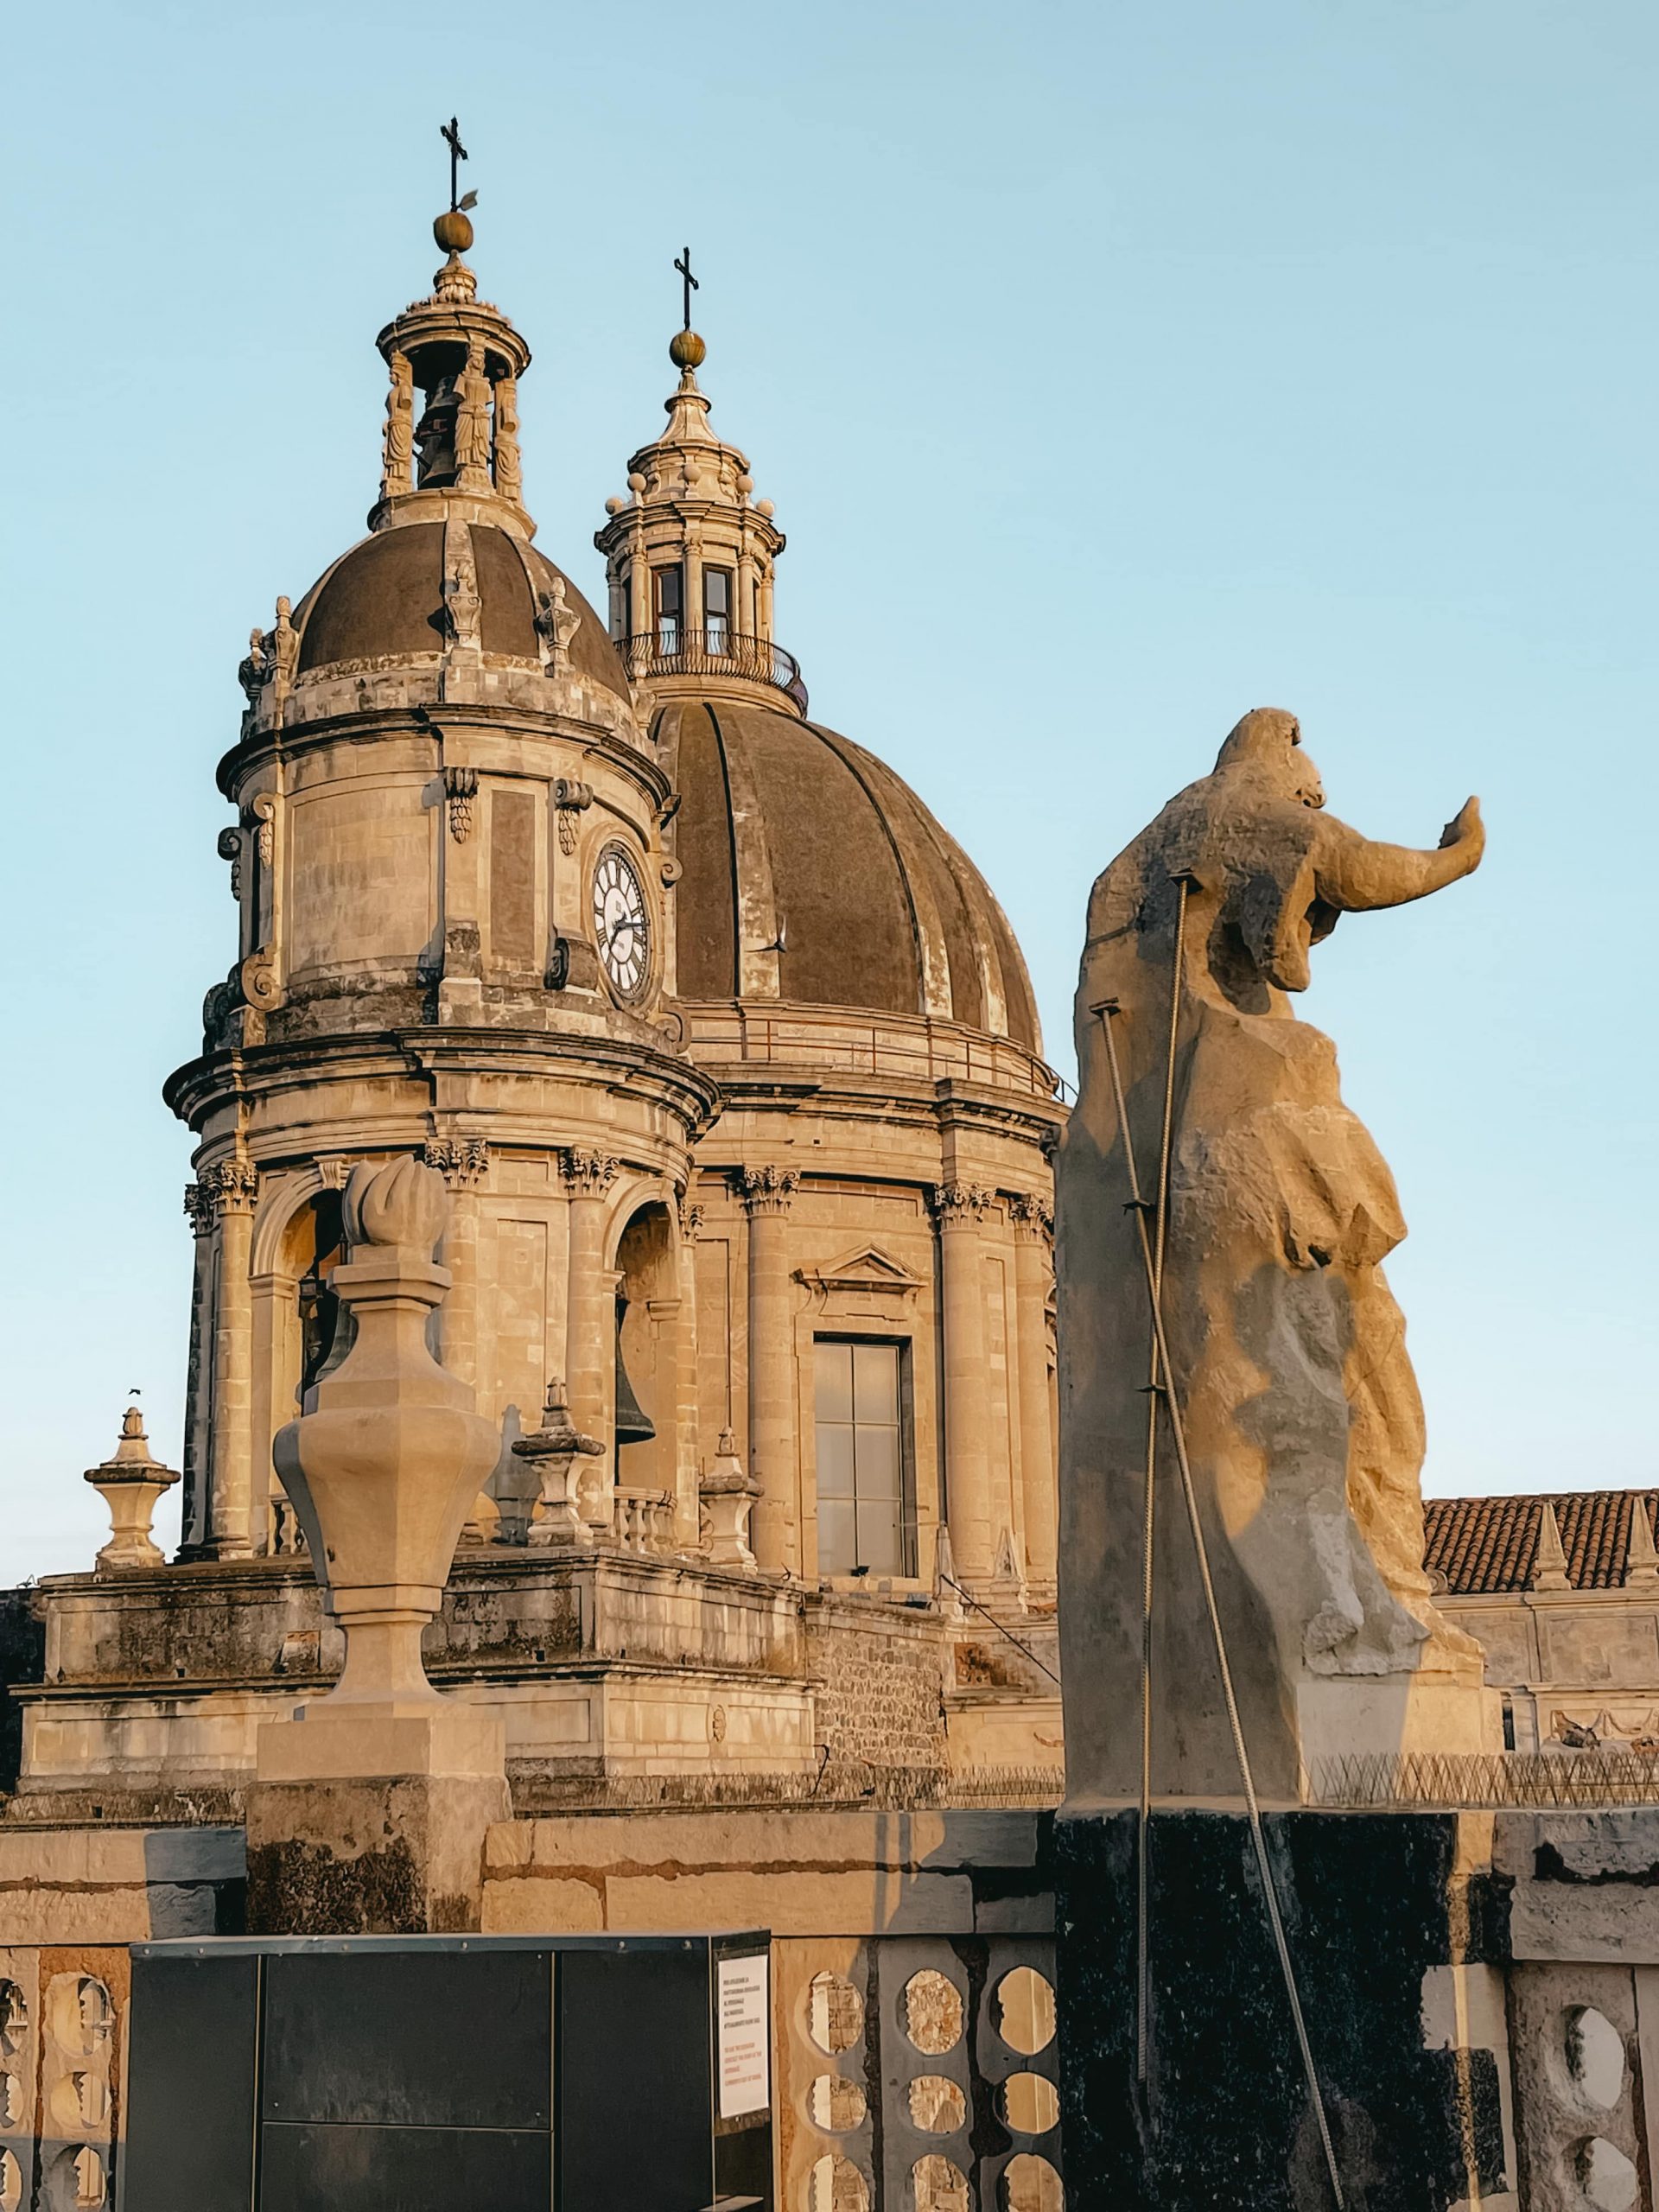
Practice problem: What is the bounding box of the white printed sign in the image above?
[716,1953,771,2120]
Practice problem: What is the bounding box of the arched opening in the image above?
[263,1188,346,1553]
[614,1203,675,1503]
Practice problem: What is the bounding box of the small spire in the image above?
[1627,1496,1659,1587]
[671,248,707,378]
[1531,1498,1572,1591]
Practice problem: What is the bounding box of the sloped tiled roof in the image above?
[1425,1493,1659,1595]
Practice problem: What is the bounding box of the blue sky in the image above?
[3,0,1655,1577]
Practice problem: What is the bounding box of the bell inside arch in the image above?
[613,1295,656,1451]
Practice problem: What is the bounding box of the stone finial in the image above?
[342,1154,446,1255]
[512,1377,605,1548]
[932,1523,965,1621]
[1627,1498,1659,1589]
[84,1405,179,1571]
[699,1428,761,1571]
[1532,1498,1572,1592]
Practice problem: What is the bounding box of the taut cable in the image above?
[1093,994,1345,2211]
[1136,873,1189,2086]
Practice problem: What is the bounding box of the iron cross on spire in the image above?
[674,247,699,330]
[441,116,468,211]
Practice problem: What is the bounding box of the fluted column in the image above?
[423,1137,490,1388]
[738,1166,800,1574]
[562,1149,619,1527]
[1009,1192,1058,1599]
[204,1157,259,1559]
[934,1181,995,1581]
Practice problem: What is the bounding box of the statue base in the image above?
[1052,1807,1515,2211]
[246,1702,509,1936]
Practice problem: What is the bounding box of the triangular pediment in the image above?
[796,1244,924,1299]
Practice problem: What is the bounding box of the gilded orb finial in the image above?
[434,207,474,255]
[671,327,707,372]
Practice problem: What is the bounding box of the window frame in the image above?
[811,1333,918,1580]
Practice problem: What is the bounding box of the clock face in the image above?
[592,843,652,1001]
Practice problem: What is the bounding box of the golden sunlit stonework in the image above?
[12,203,1063,1827]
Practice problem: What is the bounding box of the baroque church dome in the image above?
[293,522,626,698]
[660,695,1040,1048]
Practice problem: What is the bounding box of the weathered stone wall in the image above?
[0,1591,43,1797]
[804,1594,949,1792]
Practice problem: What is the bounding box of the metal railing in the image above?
[620,628,809,710]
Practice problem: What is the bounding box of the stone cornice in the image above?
[164,1024,722,1138]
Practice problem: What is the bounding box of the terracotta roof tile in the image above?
[1425,1493,1659,1595]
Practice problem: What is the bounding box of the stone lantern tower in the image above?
[167,203,718,1560]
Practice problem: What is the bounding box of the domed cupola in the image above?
[234,199,633,751]
[597,293,1046,1074]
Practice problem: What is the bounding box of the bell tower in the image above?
[594,276,803,715]
[167,189,718,1561]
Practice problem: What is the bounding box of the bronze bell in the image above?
[613,1296,656,1450]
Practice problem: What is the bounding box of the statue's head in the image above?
[1215,708,1325,811]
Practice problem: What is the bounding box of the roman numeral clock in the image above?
[592,842,652,1001]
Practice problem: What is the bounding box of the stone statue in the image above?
[1056,708,1492,1802]
[380,349,413,501]
[237,625,269,706]
[493,372,523,505]
[454,341,493,489]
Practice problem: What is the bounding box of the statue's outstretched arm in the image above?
[1313,798,1484,912]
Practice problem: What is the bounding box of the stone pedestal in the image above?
[1052,1808,1512,2212]
[247,1702,509,1935]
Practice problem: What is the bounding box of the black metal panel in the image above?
[263,1949,550,2128]
[123,1952,259,2212]
[558,1944,712,2212]
[260,2121,551,2210]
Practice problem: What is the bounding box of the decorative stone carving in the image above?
[535,576,582,676]
[239,948,282,1011]
[1057,705,1491,1801]
[84,1407,179,1571]
[553,776,593,855]
[561,1148,619,1198]
[513,1377,604,1548]
[237,626,269,706]
[438,523,481,651]
[454,340,492,492]
[199,1157,258,1218]
[216,827,243,901]
[272,1157,497,1704]
[245,791,276,868]
[931,1180,994,1225]
[699,1428,760,1570]
[421,1136,489,1186]
[270,596,298,696]
[734,1164,800,1216]
[442,765,478,843]
[380,347,413,502]
[493,372,522,505]
[1007,1190,1054,1239]
[182,1181,213,1235]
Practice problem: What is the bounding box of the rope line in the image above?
[1136,874,1188,2084]
[1094,994,1346,2211]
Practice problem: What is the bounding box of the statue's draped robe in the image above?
[1057,731,1484,1802]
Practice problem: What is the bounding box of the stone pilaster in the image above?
[933,1180,995,1581]
[203,1157,258,1559]
[423,1137,489,1389]
[737,1166,800,1575]
[179,1181,215,1555]
[1009,1190,1058,1600]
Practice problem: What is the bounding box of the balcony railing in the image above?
[620,628,809,712]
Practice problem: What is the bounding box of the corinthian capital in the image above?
[200,1157,259,1218]
[734,1165,800,1217]
[423,1135,490,1187]
[562,1147,620,1198]
[931,1179,994,1226]
[1007,1190,1055,1239]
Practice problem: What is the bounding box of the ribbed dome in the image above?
[293,521,629,698]
[658,696,1040,1052]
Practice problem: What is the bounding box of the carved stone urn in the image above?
[84,1406,179,1571]
[699,1427,761,1570]
[272,1155,498,1706]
